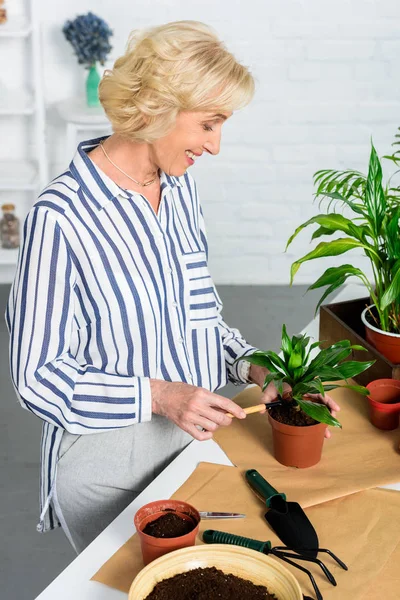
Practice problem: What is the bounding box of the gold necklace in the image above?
[99,141,158,187]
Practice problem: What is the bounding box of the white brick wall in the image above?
[3,0,400,286]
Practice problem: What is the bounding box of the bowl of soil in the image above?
[134,499,201,565]
[128,544,302,600]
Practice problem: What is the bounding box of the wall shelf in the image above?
[0,159,38,190]
[0,89,34,115]
[0,1,47,283]
[0,16,31,38]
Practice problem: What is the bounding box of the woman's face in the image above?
[151,110,232,177]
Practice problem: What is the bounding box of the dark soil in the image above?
[143,511,195,538]
[269,400,319,426]
[143,566,277,599]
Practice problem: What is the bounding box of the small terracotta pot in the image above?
[361,305,400,364]
[366,379,400,430]
[134,500,200,566]
[268,412,327,468]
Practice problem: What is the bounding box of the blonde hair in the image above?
[99,20,255,143]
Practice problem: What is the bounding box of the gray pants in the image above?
[53,415,192,553]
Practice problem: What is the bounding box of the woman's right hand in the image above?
[150,379,246,441]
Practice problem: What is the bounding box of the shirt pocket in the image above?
[181,251,219,328]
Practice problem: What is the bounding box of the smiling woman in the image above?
[6,19,339,556]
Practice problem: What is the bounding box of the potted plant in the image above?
[286,132,400,365]
[239,325,374,468]
[63,12,113,107]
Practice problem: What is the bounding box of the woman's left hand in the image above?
[303,393,341,439]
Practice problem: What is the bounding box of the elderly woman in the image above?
[6,20,339,553]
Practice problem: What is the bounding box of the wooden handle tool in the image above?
[226,403,267,418]
[226,398,285,419]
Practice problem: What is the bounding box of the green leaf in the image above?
[380,264,400,310]
[311,226,336,241]
[383,207,400,260]
[281,324,292,362]
[262,372,282,392]
[308,365,345,382]
[306,342,350,374]
[348,345,368,352]
[286,213,368,253]
[292,366,306,382]
[338,360,375,379]
[328,344,370,366]
[365,142,386,236]
[304,340,322,365]
[275,379,284,397]
[290,238,369,283]
[307,270,358,314]
[336,383,370,396]
[234,353,276,372]
[261,351,290,377]
[296,399,342,428]
[292,380,325,397]
[288,351,303,372]
[308,265,366,291]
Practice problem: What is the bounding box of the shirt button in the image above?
[178,337,184,344]
[172,301,178,307]
[187,373,193,381]
[167,268,173,274]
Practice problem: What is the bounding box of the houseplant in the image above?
[239,325,374,467]
[286,134,400,363]
[63,12,113,107]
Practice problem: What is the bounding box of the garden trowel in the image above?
[245,469,319,558]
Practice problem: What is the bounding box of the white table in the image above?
[36,284,400,599]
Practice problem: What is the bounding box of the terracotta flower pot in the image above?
[361,305,400,364]
[268,412,327,468]
[134,499,200,566]
[366,379,400,430]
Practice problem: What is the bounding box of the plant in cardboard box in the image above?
[240,325,374,468]
[286,132,400,363]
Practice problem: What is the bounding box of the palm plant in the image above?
[286,134,400,333]
[240,325,374,428]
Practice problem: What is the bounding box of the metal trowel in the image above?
[246,469,319,558]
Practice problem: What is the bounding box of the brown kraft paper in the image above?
[92,462,400,599]
[92,383,400,597]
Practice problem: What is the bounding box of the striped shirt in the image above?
[6,136,256,533]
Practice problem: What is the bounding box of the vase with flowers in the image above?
[63,12,113,107]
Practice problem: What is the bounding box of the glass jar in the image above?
[0,204,20,249]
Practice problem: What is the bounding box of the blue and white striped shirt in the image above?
[6,136,256,533]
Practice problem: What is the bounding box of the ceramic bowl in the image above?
[128,543,302,600]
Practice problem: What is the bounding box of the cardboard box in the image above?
[319,296,400,385]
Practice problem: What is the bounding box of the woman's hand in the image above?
[150,379,246,441]
[303,393,341,439]
[249,365,341,439]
